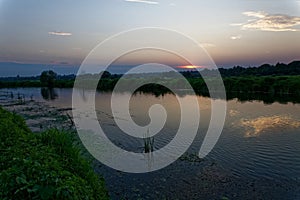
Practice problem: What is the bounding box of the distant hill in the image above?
[0,74,76,82]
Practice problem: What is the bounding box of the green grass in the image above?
[0,107,109,200]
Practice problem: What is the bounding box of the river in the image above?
[1,87,300,199]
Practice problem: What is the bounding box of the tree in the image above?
[100,71,111,78]
[40,70,57,88]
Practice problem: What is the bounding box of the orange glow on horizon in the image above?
[177,65,205,69]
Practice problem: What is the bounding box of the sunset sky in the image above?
[0,0,300,75]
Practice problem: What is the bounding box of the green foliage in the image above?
[54,79,74,88]
[0,80,41,88]
[218,61,300,77]
[222,75,300,95]
[0,107,108,200]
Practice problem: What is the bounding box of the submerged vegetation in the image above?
[0,107,108,200]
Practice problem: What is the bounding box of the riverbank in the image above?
[1,75,300,99]
[0,104,109,199]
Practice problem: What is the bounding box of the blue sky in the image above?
[0,0,300,76]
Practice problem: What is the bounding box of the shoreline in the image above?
[0,100,109,199]
[0,91,74,132]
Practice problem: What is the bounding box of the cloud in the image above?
[200,43,216,48]
[48,31,72,36]
[240,115,300,137]
[72,47,82,51]
[230,35,242,40]
[243,11,267,18]
[50,60,71,65]
[230,23,244,26]
[232,11,300,32]
[124,0,159,5]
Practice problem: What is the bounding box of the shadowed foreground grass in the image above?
[0,107,109,200]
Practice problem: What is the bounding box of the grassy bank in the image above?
[0,107,109,200]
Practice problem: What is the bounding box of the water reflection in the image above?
[136,90,300,104]
[229,109,240,117]
[226,92,300,104]
[240,115,300,137]
[41,87,58,100]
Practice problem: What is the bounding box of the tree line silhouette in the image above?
[0,61,299,103]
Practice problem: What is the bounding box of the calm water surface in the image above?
[2,87,300,199]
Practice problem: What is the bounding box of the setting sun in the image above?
[177,65,204,69]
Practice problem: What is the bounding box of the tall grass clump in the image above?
[143,129,154,153]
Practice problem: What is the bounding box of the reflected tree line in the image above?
[40,70,58,100]
[133,85,300,104]
[41,87,58,100]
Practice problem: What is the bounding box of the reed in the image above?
[143,128,154,153]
